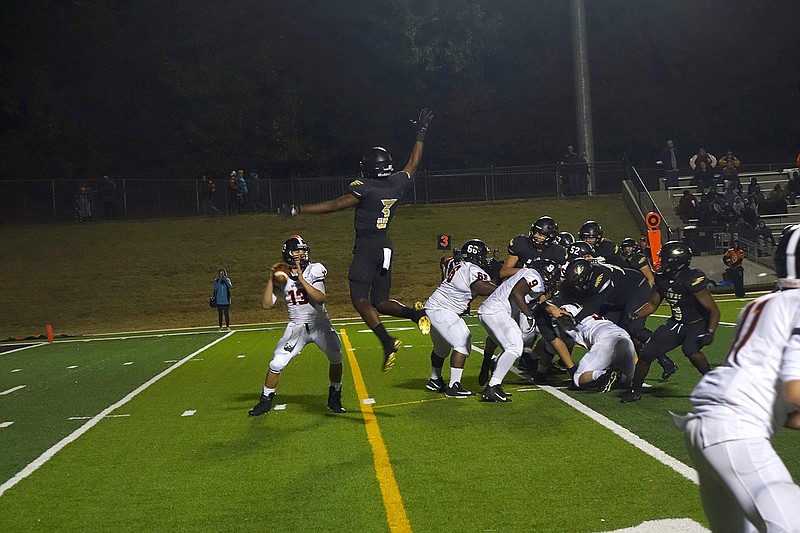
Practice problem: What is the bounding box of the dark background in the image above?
[1,0,799,182]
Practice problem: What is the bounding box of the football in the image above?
[273,264,291,284]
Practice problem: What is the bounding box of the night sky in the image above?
[1,0,799,181]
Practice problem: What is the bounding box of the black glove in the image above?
[279,204,300,219]
[556,313,577,331]
[414,108,434,142]
[696,329,715,347]
[626,312,639,324]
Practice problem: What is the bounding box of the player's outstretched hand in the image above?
[417,108,434,133]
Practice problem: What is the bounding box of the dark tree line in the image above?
[1,0,799,182]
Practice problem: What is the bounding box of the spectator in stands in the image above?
[755,219,777,255]
[722,181,740,207]
[769,183,788,204]
[742,197,759,227]
[722,241,746,298]
[733,216,754,241]
[786,171,800,205]
[677,190,698,223]
[698,200,718,228]
[689,147,717,171]
[691,160,715,191]
[659,139,681,189]
[718,150,741,183]
[747,177,760,197]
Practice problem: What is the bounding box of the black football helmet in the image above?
[282,235,311,268]
[564,259,593,293]
[556,231,575,247]
[775,224,800,289]
[359,147,394,179]
[461,239,489,268]
[658,241,692,276]
[578,221,603,244]
[529,216,559,246]
[528,258,561,289]
[567,240,595,261]
[620,237,638,258]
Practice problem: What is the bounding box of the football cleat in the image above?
[620,389,642,403]
[444,381,476,398]
[481,384,511,402]
[533,370,549,386]
[326,386,346,413]
[248,392,275,416]
[660,358,678,381]
[383,339,402,372]
[425,377,446,392]
[595,369,618,393]
[413,301,431,335]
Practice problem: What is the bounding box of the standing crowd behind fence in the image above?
[0,160,793,225]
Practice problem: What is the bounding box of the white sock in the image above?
[263,386,276,397]
[330,382,342,391]
[591,370,604,382]
[489,352,517,386]
[449,367,464,387]
[430,367,443,380]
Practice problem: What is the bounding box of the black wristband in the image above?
[415,131,426,142]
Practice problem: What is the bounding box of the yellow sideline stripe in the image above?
[340,329,412,533]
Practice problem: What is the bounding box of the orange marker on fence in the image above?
[46,324,53,343]
[645,211,663,271]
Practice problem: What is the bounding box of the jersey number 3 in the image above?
[377,199,397,229]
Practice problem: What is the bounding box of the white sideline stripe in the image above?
[542,385,698,484]
[0,385,26,396]
[0,330,234,498]
[68,414,130,421]
[472,347,698,485]
[0,343,45,354]
[0,422,14,429]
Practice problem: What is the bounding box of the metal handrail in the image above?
[623,154,673,238]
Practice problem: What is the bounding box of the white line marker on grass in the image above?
[11,369,21,373]
[362,398,376,405]
[181,410,196,417]
[66,365,77,369]
[68,414,130,421]
[0,385,26,396]
[273,404,286,411]
[0,330,235,498]
[1,422,14,428]
[237,355,245,358]
[123,361,134,366]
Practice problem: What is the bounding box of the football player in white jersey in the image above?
[478,265,571,402]
[674,226,800,533]
[424,239,497,397]
[559,304,635,392]
[249,236,345,416]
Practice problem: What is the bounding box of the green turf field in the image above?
[2,295,797,532]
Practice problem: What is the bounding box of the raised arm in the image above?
[402,108,433,178]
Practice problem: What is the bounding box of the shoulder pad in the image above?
[680,268,707,290]
[349,179,364,187]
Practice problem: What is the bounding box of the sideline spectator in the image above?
[213,268,233,331]
[236,169,248,211]
[787,171,800,205]
[202,175,219,215]
[75,180,93,222]
[723,240,745,298]
[559,145,585,196]
[689,147,717,170]
[227,171,239,214]
[659,139,681,189]
[677,190,698,223]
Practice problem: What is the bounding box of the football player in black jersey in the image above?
[281,108,434,372]
[578,220,625,267]
[500,215,567,279]
[619,237,655,287]
[620,241,720,403]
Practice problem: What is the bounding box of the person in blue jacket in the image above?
[214,268,233,331]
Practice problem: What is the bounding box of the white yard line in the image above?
[0,330,234,498]
[0,343,45,355]
[0,385,26,396]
